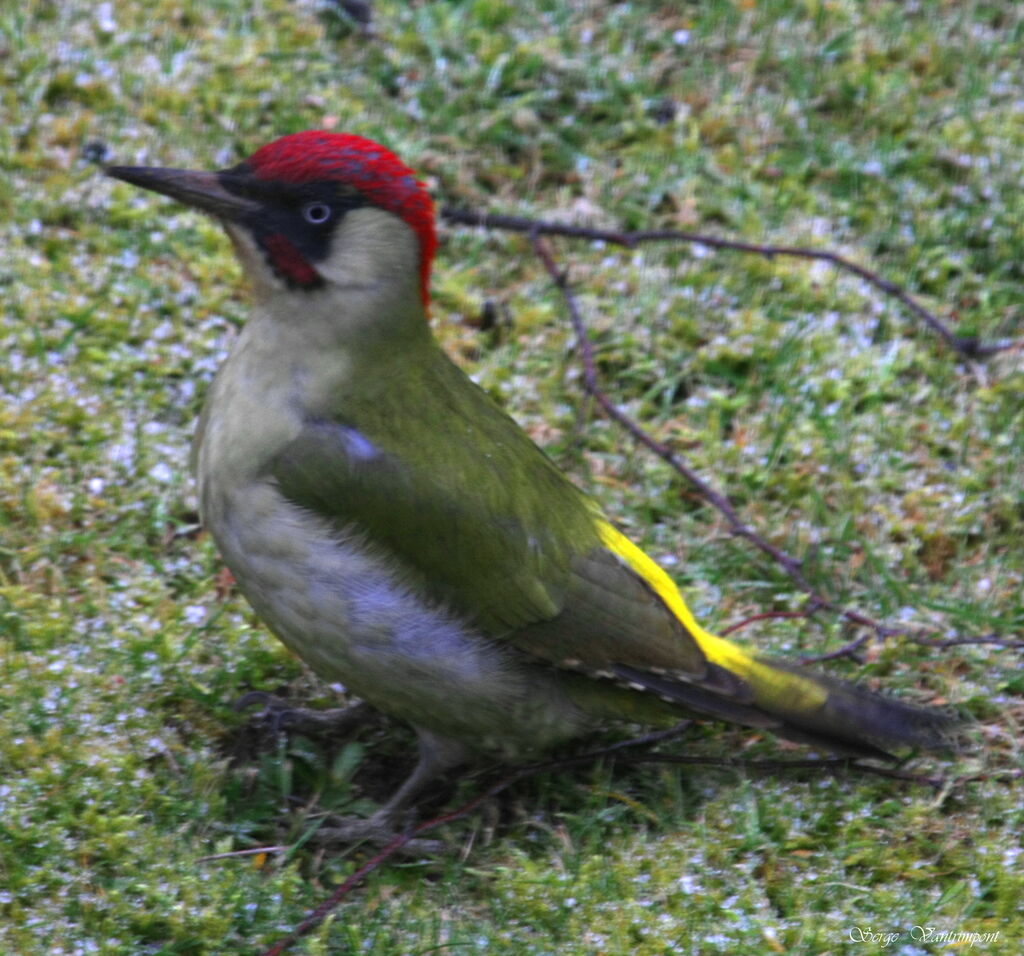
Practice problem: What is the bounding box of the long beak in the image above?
[105,165,259,221]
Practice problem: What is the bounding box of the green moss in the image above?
[2,0,1021,951]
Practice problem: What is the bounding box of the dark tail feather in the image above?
[614,659,960,759]
[764,660,960,756]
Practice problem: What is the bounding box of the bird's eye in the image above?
[301,202,332,225]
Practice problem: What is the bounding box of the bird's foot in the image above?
[234,691,372,740]
[308,808,443,855]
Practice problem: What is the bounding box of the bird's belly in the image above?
[203,478,586,758]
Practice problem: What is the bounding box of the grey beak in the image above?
[105,165,259,221]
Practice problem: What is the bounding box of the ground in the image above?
[1,1,1022,953]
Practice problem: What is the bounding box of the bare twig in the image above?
[257,721,954,955]
[718,610,812,637]
[529,237,806,583]
[441,207,1020,358]
[257,724,693,956]
[800,632,875,664]
[530,234,908,647]
[440,211,1017,656]
[718,611,879,664]
[527,234,1022,658]
[911,634,1024,651]
[618,752,949,790]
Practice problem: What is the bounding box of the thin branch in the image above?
[720,611,879,664]
[441,211,1016,655]
[441,207,1020,359]
[256,722,953,955]
[529,238,805,583]
[530,234,905,645]
[910,634,1024,651]
[719,610,812,637]
[617,752,948,790]
[528,235,1020,657]
[256,724,693,956]
[800,631,874,664]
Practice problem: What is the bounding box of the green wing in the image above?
[269,343,606,634]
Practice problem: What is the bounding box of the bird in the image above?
[106,131,956,841]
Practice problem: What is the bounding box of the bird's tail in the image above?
[597,525,959,758]
[613,652,957,758]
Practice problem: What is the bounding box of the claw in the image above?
[310,809,444,855]
[234,693,372,739]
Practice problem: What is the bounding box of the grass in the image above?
[2,0,1023,953]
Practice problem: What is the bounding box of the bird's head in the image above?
[106,131,438,317]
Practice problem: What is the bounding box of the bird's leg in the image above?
[311,727,470,851]
[235,695,465,852]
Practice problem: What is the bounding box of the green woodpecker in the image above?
[106,132,954,834]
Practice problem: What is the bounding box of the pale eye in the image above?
[301,202,332,225]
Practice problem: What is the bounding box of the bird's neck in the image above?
[192,280,434,489]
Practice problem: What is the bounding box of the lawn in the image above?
[2,1,1022,953]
